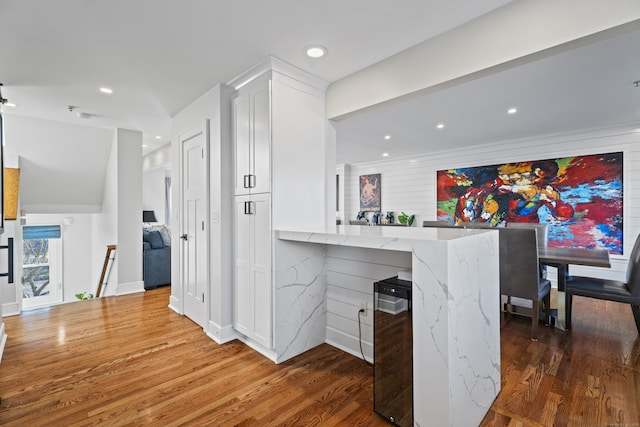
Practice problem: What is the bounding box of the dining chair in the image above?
[499,227,552,340]
[507,222,549,278]
[565,234,640,334]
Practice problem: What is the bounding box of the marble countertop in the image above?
[276,225,494,252]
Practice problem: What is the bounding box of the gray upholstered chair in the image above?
[499,227,552,340]
[507,222,549,278]
[565,234,640,333]
[507,222,548,248]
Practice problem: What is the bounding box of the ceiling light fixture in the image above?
[437,123,445,129]
[507,107,518,114]
[155,136,162,140]
[384,135,391,140]
[382,152,389,157]
[306,45,327,58]
[99,87,113,94]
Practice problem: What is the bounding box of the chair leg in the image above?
[531,300,540,341]
[543,293,551,326]
[631,305,640,335]
[565,293,572,330]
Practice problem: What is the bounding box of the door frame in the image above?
[178,120,210,326]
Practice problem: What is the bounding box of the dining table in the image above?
[538,246,611,330]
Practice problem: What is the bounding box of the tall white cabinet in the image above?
[230,57,328,362]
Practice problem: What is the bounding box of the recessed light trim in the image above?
[507,107,518,114]
[99,87,113,94]
[382,152,389,157]
[306,45,327,58]
[384,135,391,140]
[437,123,445,129]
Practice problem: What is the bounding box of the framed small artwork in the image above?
[360,173,381,212]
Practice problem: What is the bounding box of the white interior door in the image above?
[180,122,208,328]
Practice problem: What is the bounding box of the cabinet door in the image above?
[251,79,271,194]
[234,196,253,337]
[250,194,272,348]
[233,90,251,195]
[233,194,272,349]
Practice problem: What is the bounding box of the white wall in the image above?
[91,129,144,297]
[92,136,118,295]
[2,115,113,213]
[143,143,172,225]
[142,167,167,225]
[171,84,234,342]
[330,125,640,358]
[115,129,144,294]
[24,213,94,302]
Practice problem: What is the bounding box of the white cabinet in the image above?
[233,73,271,196]
[230,57,328,359]
[234,193,272,348]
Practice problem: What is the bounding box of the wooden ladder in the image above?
[97,245,116,298]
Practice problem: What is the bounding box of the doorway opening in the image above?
[22,225,63,309]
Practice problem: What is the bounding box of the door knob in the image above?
[180,234,188,241]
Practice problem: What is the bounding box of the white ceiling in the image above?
[336,25,640,164]
[0,0,513,154]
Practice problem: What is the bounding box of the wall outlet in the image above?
[360,301,368,316]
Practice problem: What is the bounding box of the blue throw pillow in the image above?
[143,230,164,249]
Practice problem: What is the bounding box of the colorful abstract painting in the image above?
[360,173,381,212]
[436,152,623,254]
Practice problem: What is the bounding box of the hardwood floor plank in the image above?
[0,287,638,426]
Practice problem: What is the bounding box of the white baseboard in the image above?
[0,322,6,364]
[2,302,20,317]
[234,333,277,363]
[116,280,145,296]
[168,295,181,314]
[206,321,237,344]
[326,326,373,363]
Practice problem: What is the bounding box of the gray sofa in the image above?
[142,227,171,289]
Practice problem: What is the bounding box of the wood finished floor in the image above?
[0,287,638,426]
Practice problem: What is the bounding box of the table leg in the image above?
[555,264,568,331]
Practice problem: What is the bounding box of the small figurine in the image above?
[372,212,381,225]
[386,211,394,224]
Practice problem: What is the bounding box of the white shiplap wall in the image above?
[331,125,640,358]
[326,245,411,362]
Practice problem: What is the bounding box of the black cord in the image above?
[358,309,373,366]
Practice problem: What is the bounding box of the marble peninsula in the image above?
[274,225,500,427]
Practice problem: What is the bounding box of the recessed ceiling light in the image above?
[99,87,113,94]
[384,135,391,140]
[142,144,148,148]
[507,107,517,114]
[382,152,389,157]
[306,45,327,58]
[437,123,445,129]
[155,136,162,140]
